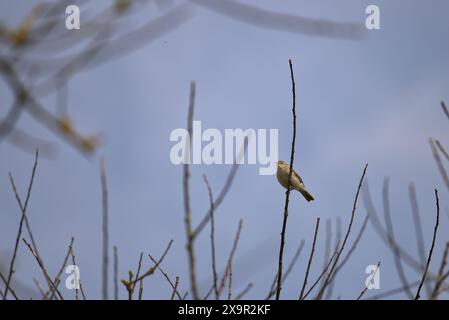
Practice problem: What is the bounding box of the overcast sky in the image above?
[1,0,449,299]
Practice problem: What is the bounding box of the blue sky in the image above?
[1,0,449,299]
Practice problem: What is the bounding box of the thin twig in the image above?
[430,138,449,191]
[192,141,247,239]
[22,238,63,300]
[409,183,431,297]
[33,278,48,299]
[227,264,233,300]
[47,237,74,300]
[218,219,243,297]
[148,253,183,300]
[440,101,449,122]
[302,251,338,300]
[382,177,412,298]
[138,280,143,300]
[320,219,332,290]
[3,149,38,300]
[69,244,86,300]
[183,81,199,299]
[267,239,305,299]
[431,242,449,299]
[275,58,297,300]
[357,261,380,300]
[170,277,180,300]
[435,140,449,163]
[236,283,253,300]
[0,272,19,300]
[333,214,369,277]
[324,217,341,299]
[100,156,109,300]
[203,174,218,300]
[113,245,119,300]
[128,240,173,286]
[299,218,320,299]
[316,164,368,299]
[415,189,440,300]
[366,280,424,300]
[363,182,427,273]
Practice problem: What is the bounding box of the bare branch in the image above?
[316,164,368,299]
[275,58,297,300]
[299,218,320,299]
[183,81,199,300]
[203,174,218,300]
[415,189,440,300]
[357,261,380,300]
[3,149,39,300]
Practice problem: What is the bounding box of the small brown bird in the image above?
[276,160,314,202]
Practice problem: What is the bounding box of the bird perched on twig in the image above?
[276,160,314,202]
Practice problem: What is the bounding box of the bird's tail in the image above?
[299,188,314,202]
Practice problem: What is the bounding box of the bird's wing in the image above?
[293,169,304,185]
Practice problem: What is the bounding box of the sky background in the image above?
[1,0,449,299]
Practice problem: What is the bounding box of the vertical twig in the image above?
[100,157,109,300]
[408,183,431,297]
[69,244,86,300]
[415,189,440,300]
[383,177,413,299]
[218,220,243,297]
[227,264,233,300]
[275,58,297,300]
[183,81,199,299]
[299,217,320,299]
[113,245,119,300]
[203,175,219,300]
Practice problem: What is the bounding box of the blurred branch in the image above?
[430,138,449,191]
[431,242,449,299]
[100,157,109,300]
[113,245,119,300]
[235,282,253,300]
[382,177,413,298]
[192,139,247,239]
[188,0,365,39]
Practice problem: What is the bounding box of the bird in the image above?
[276,160,314,202]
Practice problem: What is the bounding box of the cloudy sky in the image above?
[1,0,449,299]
